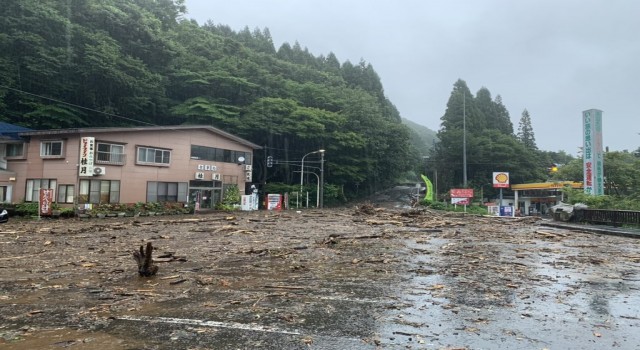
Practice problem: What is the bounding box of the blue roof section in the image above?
[0,122,32,141]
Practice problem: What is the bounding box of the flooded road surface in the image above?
[1,207,639,349]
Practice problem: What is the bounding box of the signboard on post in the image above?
[450,188,473,206]
[450,188,474,198]
[451,197,470,205]
[493,172,510,188]
[39,188,54,216]
[583,109,604,195]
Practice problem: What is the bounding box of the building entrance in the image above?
[189,179,223,210]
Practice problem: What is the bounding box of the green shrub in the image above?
[15,202,39,216]
[427,201,446,210]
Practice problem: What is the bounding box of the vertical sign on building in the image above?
[39,188,54,216]
[79,137,95,177]
[583,109,604,195]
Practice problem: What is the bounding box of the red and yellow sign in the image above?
[493,172,510,188]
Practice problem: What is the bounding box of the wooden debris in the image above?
[365,219,405,226]
[132,242,158,277]
[263,285,305,290]
[535,230,568,238]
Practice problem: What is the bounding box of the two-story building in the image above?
[0,124,261,209]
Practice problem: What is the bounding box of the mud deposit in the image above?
[1,208,639,349]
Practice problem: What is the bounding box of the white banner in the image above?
[583,109,604,195]
[79,137,95,177]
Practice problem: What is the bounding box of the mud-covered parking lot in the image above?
[1,207,640,349]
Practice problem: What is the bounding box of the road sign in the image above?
[451,188,474,198]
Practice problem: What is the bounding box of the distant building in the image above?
[0,124,260,209]
[511,181,583,215]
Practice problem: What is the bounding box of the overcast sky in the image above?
[183,0,639,154]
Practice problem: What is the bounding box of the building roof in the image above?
[0,122,32,141]
[19,125,262,149]
[511,181,583,190]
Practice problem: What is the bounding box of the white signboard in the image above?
[493,172,510,188]
[583,109,604,195]
[79,137,95,177]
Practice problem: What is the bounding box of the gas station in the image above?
[511,181,583,216]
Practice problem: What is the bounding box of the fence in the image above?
[575,209,640,227]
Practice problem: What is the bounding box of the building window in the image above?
[25,179,57,202]
[223,175,239,185]
[40,140,64,157]
[0,186,7,202]
[96,143,125,165]
[78,179,120,204]
[137,146,170,165]
[6,143,25,158]
[57,185,75,204]
[191,145,251,165]
[146,182,188,202]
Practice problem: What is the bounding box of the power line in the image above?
[0,84,156,126]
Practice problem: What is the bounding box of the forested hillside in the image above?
[0,0,427,201]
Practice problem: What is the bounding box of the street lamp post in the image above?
[294,171,320,207]
[300,149,325,207]
[463,92,468,188]
[319,150,325,208]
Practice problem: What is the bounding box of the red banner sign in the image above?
[39,189,54,216]
[450,188,474,198]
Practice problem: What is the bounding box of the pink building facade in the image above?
[0,125,260,209]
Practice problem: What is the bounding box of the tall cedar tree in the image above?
[517,109,537,150]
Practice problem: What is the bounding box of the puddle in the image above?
[376,226,640,349]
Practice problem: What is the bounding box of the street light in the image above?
[319,150,325,208]
[301,149,325,204]
[294,170,320,207]
[462,91,468,188]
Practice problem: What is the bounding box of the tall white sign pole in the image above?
[582,109,604,195]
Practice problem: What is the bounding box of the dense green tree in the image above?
[493,95,513,134]
[553,151,640,199]
[434,80,549,195]
[517,109,537,150]
[0,0,427,201]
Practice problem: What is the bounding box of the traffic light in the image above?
[266,156,273,168]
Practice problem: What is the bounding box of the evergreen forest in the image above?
[1,0,639,205]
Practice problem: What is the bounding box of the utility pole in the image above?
[319,150,325,208]
[463,92,468,188]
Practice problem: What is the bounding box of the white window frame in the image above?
[25,179,57,202]
[40,140,64,157]
[137,146,171,166]
[96,142,125,164]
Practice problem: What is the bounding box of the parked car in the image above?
[0,209,8,223]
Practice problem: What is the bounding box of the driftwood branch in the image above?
[133,242,158,277]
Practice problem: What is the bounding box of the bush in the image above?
[223,185,240,205]
[427,201,446,210]
[563,188,640,210]
[14,202,39,217]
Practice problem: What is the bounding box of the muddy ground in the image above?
[1,206,640,350]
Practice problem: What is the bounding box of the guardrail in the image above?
[575,209,640,227]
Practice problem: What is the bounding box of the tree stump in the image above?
[133,242,158,277]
